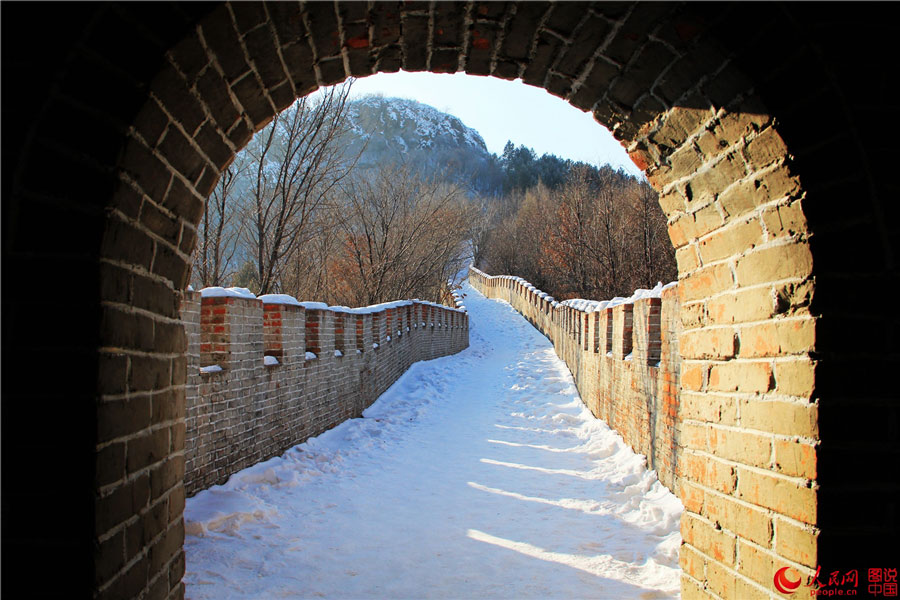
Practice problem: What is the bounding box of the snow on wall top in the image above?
[468,266,674,314]
[199,288,466,314]
[200,286,257,299]
[258,294,303,306]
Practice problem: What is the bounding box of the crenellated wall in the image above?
[469,266,682,495]
[181,291,468,495]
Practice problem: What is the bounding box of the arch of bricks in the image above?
[1,2,896,599]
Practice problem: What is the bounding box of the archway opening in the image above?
[176,65,678,591]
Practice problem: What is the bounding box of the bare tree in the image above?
[192,163,245,288]
[241,80,359,294]
[484,165,674,301]
[280,206,342,302]
[480,183,553,290]
[592,169,629,297]
[541,167,599,298]
[627,182,676,289]
[466,194,498,269]
[329,166,474,307]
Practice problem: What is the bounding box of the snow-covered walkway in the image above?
[184,281,683,599]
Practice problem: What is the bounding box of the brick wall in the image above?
[470,263,828,599]
[181,292,468,495]
[469,267,682,494]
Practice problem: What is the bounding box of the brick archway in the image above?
[2,3,895,599]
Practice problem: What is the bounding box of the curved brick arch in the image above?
[2,3,895,600]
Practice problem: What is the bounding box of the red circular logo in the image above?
[774,566,802,594]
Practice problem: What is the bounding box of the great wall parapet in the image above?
[469,266,682,494]
[182,289,468,495]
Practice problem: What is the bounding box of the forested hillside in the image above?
[190,80,675,306]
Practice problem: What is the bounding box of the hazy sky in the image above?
[348,71,643,178]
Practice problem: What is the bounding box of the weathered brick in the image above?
[735,243,813,287]
[692,202,727,241]
[679,263,733,302]
[102,217,155,272]
[698,218,763,264]
[680,362,707,392]
[659,189,688,216]
[682,422,709,450]
[680,327,736,360]
[706,560,737,599]
[668,143,704,179]
[668,214,697,250]
[96,442,126,488]
[761,200,807,239]
[707,426,772,469]
[651,106,711,150]
[687,153,746,205]
[682,512,737,566]
[774,280,814,315]
[774,439,817,479]
[158,126,206,184]
[681,481,706,514]
[773,358,816,398]
[774,517,818,567]
[99,352,129,396]
[741,398,818,438]
[95,475,146,536]
[709,361,773,393]
[130,355,173,393]
[732,576,770,600]
[675,243,701,273]
[695,129,724,161]
[704,492,773,547]
[162,177,204,230]
[682,392,737,425]
[149,519,185,576]
[736,468,816,524]
[716,178,764,220]
[712,112,769,147]
[98,396,153,444]
[737,317,815,358]
[680,575,708,600]
[126,427,170,473]
[743,127,788,168]
[708,286,774,325]
[94,528,125,586]
[680,542,708,582]
[717,165,801,220]
[682,451,737,494]
[681,300,708,329]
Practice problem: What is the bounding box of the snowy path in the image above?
[184,281,683,599]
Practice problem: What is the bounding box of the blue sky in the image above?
[348,71,643,178]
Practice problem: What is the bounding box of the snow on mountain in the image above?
[347,95,489,157]
[341,95,499,193]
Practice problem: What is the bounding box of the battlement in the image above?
[181,289,468,495]
[469,267,681,494]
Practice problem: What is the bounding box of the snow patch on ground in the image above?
[184,280,683,599]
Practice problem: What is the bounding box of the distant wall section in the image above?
[469,267,681,495]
